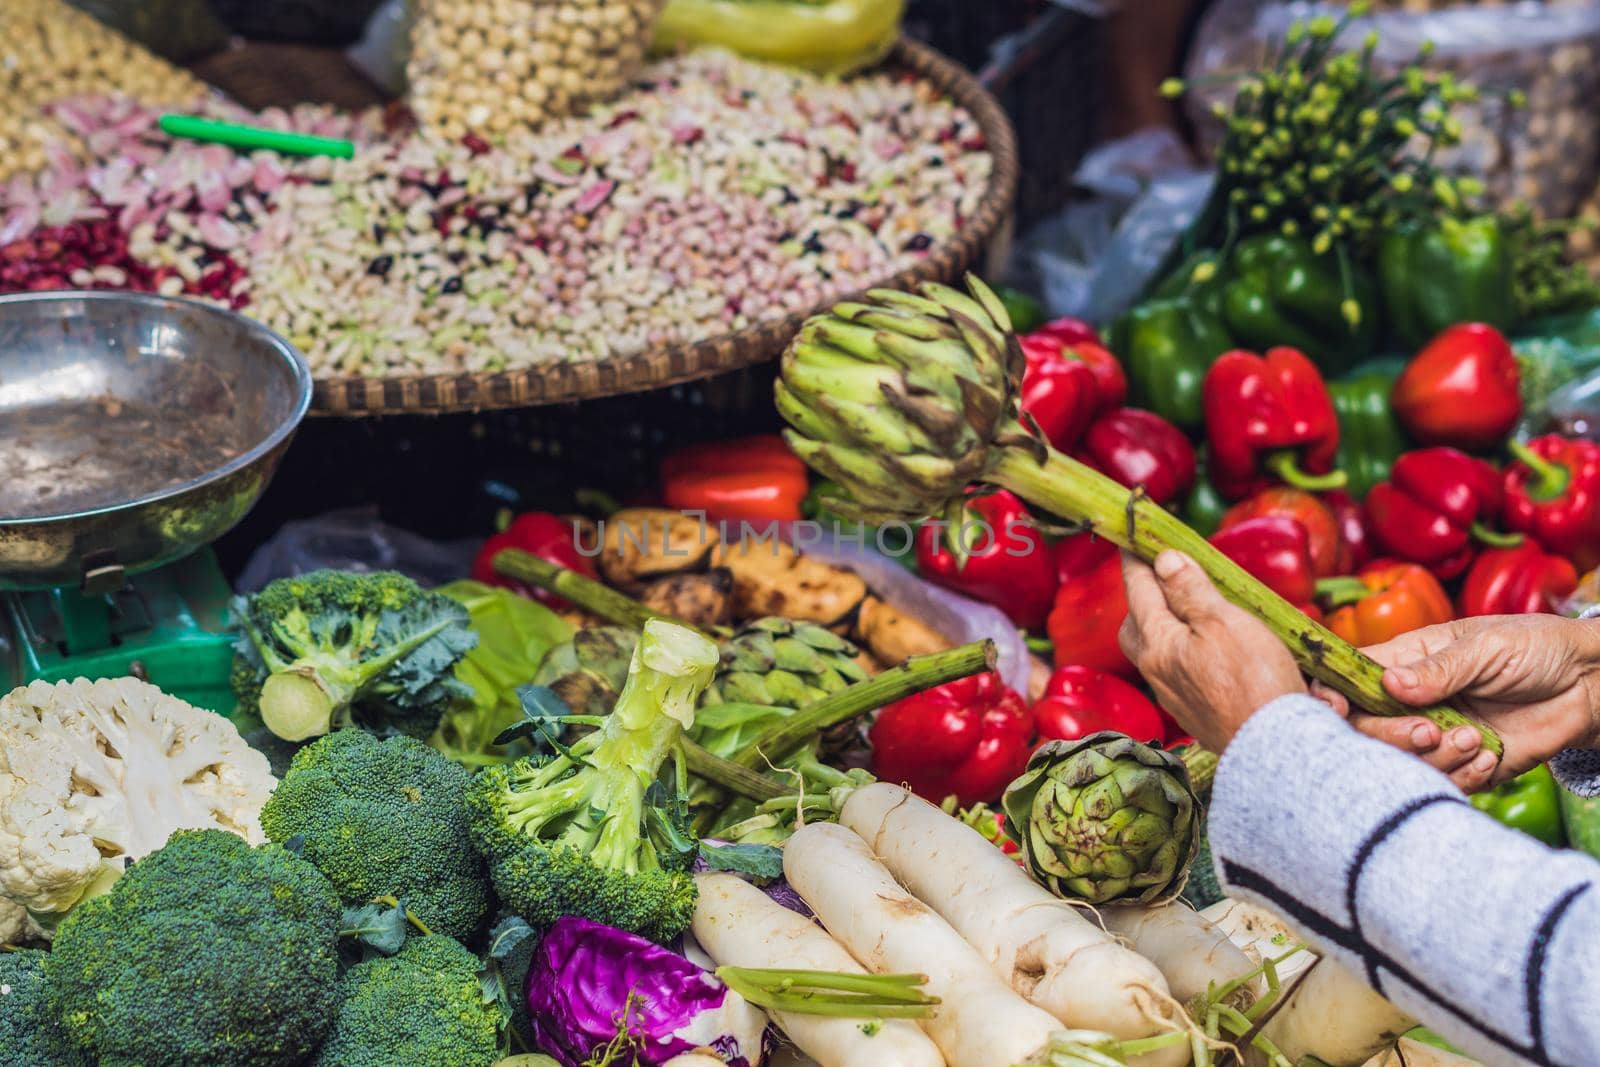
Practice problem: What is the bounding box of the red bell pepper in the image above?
[1073,407,1196,507]
[470,512,597,610]
[869,672,1034,808]
[1047,533,1135,680]
[1392,323,1522,453]
[1219,487,1343,579]
[1203,347,1345,500]
[1503,436,1600,572]
[1363,447,1522,581]
[1019,336,1099,452]
[1458,542,1580,617]
[660,434,810,524]
[1033,665,1167,745]
[1019,327,1126,452]
[1324,489,1372,573]
[1321,561,1454,646]
[1210,516,1321,620]
[916,489,1057,630]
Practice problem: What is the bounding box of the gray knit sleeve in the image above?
[1208,694,1600,1067]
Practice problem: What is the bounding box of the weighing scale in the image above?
[0,291,312,713]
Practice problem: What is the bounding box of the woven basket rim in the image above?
[302,36,1018,416]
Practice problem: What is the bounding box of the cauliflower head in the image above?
[0,677,276,930]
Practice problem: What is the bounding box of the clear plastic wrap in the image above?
[1184,0,1600,218]
[1009,127,1213,323]
[235,507,481,592]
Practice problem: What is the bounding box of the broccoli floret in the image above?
[465,620,719,943]
[44,829,342,1066]
[231,570,477,743]
[0,949,90,1067]
[260,729,491,940]
[312,934,504,1067]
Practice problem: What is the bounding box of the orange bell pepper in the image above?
[660,434,810,524]
[1321,561,1454,646]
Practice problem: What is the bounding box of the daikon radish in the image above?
[691,873,946,1067]
[1203,900,1415,1067]
[1366,1036,1482,1067]
[663,1056,729,1067]
[785,822,1060,1067]
[1098,903,1266,1010]
[839,782,1187,1062]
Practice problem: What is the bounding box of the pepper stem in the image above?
[1263,450,1348,492]
[986,440,1502,755]
[1470,521,1524,548]
[1315,576,1372,608]
[1507,439,1571,503]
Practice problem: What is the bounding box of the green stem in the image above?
[1180,745,1219,796]
[372,895,435,938]
[1264,450,1348,492]
[491,549,711,637]
[1507,439,1571,502]
[715,967,939,1019]
[1314,576,1370,608]
[1469,521,1523,548]
[731,641,997,771]
[987,442,1502,756]
[683,741,788,803]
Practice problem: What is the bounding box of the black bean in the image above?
[442,276,464,294]
[903,233,933,252]
[367,255,394,277]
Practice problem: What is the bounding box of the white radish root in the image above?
[662,1056,731,1067]
[839,782,1188,1065]
[1203,900,1415,1067]
[691,873,945,1067]
[785,822,1061,1067]
[1097,902,1265,1012]
[1364,1037,1483,1067]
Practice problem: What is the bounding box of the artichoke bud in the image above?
[1002,733,1201,905]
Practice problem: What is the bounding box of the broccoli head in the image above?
[260,729,491,940]
[312,934,504,1067]
[230,570,477,743]
[44,829,342,1066]
[465,620,718,943]
[0,948,90,1067]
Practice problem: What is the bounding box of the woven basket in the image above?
[194,37,1018,417]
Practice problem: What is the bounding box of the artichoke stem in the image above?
[683,742,789,803]
[987,442,1502,756]
[492,549,711,637]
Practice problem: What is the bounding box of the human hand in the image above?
[1311,615,1600,791]
[1118,551,1305,752]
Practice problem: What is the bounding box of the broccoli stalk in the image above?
[466,620,719,942]
[230,571,477,742]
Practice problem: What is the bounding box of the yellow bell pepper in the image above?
[652,0,906,77]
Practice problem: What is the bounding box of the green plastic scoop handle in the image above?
[158,114,354,159]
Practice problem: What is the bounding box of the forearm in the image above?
[1209,695,1600,1066]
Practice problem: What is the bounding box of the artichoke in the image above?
[531,626,639,719]
[1001,733,1200,906]
[773,275,1501,754]
[774,277,1025,526]
[703,617,869,709]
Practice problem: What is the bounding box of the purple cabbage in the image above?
[527,917,768,1067]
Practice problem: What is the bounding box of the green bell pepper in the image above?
[1111,254,1234,433]
[1378,215,1518,348]
[653,0,905,76]
[1328,368,1408,501]
[1220,233,1379,377]
[802,480,916,569]
[1182,451,1231,537]
[994,286,1046,335]
[1559,785,1600,861]
[1470,763,1564,846]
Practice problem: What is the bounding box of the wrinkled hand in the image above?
[1312,615,1600,791]
[1118,551,1305,752]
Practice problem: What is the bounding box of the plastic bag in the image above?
[1514,309,1600,437]
[1184,0,1600,219]
[235,507,480,592]
[1009,127,1214,324]
[346,0,413,97]
[798,538,1032,697]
